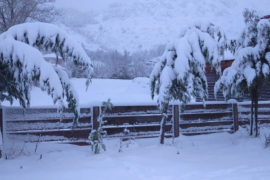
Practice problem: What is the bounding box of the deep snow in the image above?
[1,128,270,180]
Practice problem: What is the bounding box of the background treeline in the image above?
[66,45,165,79]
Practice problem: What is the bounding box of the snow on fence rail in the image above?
[0,102,242,143]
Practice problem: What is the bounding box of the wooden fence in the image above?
[1,101,270,143]
[0,102,240,142]
[179,103,236,135]
[1,107,91,142]
[238,103,270,126]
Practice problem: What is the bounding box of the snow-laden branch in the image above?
[0,36,64,108]
[0,22,93,87]
[214,19,270,100]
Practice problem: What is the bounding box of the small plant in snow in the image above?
[89,99,113,154]
[119,128,134,153]
[4,142,30,160]
[123,127,130,136]
[265,134,270,148]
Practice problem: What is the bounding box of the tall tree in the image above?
[0,22,93,126]
[150,20,226,144]
[215,9,270,137]
[0,0,60,33]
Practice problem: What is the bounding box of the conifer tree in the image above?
[0,22,93,125]
[150,20,226,144]
[215,9,270,137]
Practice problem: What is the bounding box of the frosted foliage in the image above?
[257,20,270,50]
[266,52,270,62]
[150,20,226,110]
[0,38,63,106]
[0,22,93,124]
[1,22,93,84]
[215,19,270,100]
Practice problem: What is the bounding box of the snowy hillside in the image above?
[55,0,270,52]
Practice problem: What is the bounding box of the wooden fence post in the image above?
[0,108,3,136]
[232,103,239,132]
[92,106,100,130]
[173,105,180,137]
[0,108,2,159]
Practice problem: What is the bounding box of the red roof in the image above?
[261,15,270,19]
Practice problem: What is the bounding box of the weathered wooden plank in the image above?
[173,105,180,137]
[103,115,172,126]
[233,103,239,131]
[92,106,99,130]
[180,112,233,121]
[239,119,270,125]
[104,105,172,115]
[180,121,233,129]
[5,117,91,123]
[6,128,92,142]
[182,129,234,136]
[183,104,232,112]
[4,107,91,121]
[104,125,172,136]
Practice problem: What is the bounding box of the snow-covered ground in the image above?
[1,128,270,180]
[1,78,158,107]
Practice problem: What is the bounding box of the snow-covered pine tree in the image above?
[215,9,270,137]
[0,22,93,126]
[89,99,113,154]
[150,20,226,144]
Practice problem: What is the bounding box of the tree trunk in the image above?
[254,90,259,137]
[159,106,168,144]
[250,91,254,136]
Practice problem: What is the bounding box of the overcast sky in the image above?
[55,0,139,12]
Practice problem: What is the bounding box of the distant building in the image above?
[43,53,65,67]
[261,15,270,20]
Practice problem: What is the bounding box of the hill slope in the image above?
[55,0,270,52]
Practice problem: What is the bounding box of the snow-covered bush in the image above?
[150,20,226,144]
[0,22,93,126]
[215,9,270,137]
[89,99,113,154]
